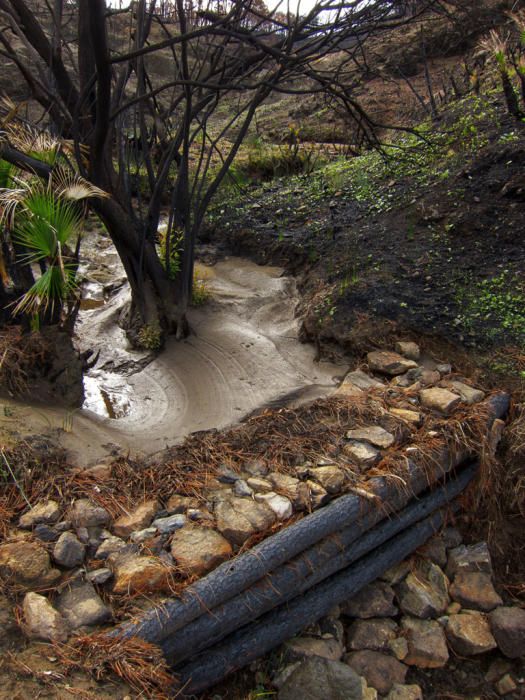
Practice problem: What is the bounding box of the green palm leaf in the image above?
[12,264,77,317]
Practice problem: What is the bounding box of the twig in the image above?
[1,448,31,508]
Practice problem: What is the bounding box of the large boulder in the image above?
[23,592,68,642]
[215,496,276,546]
[55,581,111,630]
[0,541,61,590]
[170,524,232,577]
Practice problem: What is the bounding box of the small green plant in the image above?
[158,226,183,280]
[137,323,162,351]
[192,277,211,305]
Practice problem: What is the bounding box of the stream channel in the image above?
[1,231,348,466]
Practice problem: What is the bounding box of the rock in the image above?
[343,441,381,468]
[340,370,384,391]
[489,606,525,658]
[113,500,159,538]
[417,535,447,568]
[215,496,276,546]
[446,381,485,404]
[386,684,423,700]
[488,418,506,456]
[23,592,68,642]
[55,581,111,629]
[187,508,213,522]
[342,581,398,618]
[278,656,364,700]
[446,611,497,655]
[406,368,441,387]
[247,476,273,492]
[344,650,407,695]
[306,480,329,508]
[381,561,411,585]
[485,658,512,683]
[449,572,502,612]
[166,494,199,514]
[130,527,158,543]
[254,492,293,520]
[170,524,232,577]
[345,426,395,449]
[447,602,461,615]
[367,351,418,376]
[446,542,493,578]
[33,523,61,542]
[307,466,345,494]
[419,388,461,414]
[346,618,398,652]
[389,637,409,661]
[401,617,449,668]
[273,662,301,690]
[152,513,187,534]
[233,479,254,497]
[284,636,344,662]
[69,499,111,529]
[268,473,310,510]
[0,541,61,589]
[394,342,421,361]
[389,408,423,426]
[397,562,450,618]
[95,536,129,559]
[86,568,113,585]
[19,500,60,529]
[244,458,268,477]
[217,465,240,484]
[496,674,517,695]
[53,532,85,568]
[436,363,452,375]
[111,554,173,594]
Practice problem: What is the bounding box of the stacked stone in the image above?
[273,531,525,699]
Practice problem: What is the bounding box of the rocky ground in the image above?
[0,342,524,698]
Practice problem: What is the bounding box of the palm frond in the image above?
[11,264,78,317]
[13,189,82,261]
[52,167,109,201]
[6,124,61,164]
[0,186,28,227]
[0,159,15,189]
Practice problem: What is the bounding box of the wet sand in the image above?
[0,258,347,466]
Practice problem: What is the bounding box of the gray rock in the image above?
[306,480,329,508]
[446,381,485,404]
[216,496,276,546]
[278,656,364,700]
[0,541,61,590]
[34,523,60,542]
[69,499,111,529]
[152,514,187,534]
[113,500,158,538]
[307,466,345,494]
[489,606,525,658]
[284,636,344,662]
[442,526,462,550]
[19,500,60,529]
[342,581,398,618]
[386,684,423,700]
[344,650,407,695]
[55,582,111,629]
[23,592,68,642]
[445,611,497,655]
[417,535,447,568]
[53,532,85,568]
[397,562,450,618]
[389,408,423,426]
[347,618,398,651]
[217,465,241,483]
[395,341,421,361]
[419,388,460,414]
[166,494,199,514]
[86,568,113,585]
[130,527,158,543]
[254,492,293,520]
[340,370,384,391]
[401,617,449,668]
[381,561,411,585]
[233,479,254,498]
[436,363,452,375]
[268,473,310,510]
[345,426,395,449]
[247,476,273,493]
[446,542,493,578]
[343,441,381,467]
[367,351,418,376]
[95,536,128,559]
[449,572,502,612]
[170,523,232,577]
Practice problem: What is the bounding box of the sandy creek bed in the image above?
[0,240,347,466]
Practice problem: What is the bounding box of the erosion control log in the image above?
[111,390,508,647]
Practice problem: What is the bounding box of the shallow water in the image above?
[0,245,347,466]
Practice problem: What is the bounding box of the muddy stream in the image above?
[0,233,347,466]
